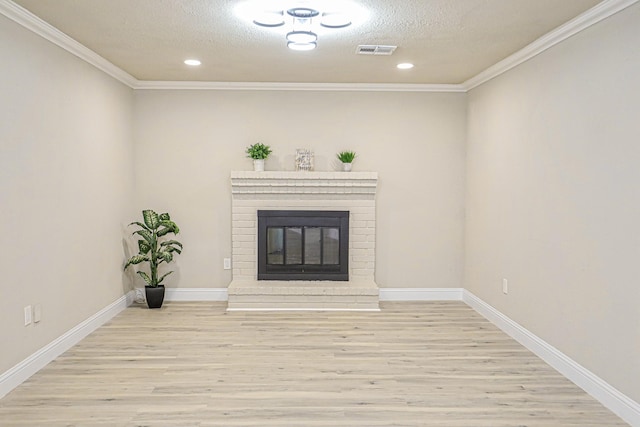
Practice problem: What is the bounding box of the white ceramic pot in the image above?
[342,162,353,172]
[253,159,265,172]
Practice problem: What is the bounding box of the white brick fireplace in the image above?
[228,171,379,310]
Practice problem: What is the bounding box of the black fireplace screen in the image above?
[257,210,349,281]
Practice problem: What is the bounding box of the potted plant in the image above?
[246,142,272,171]
[337,150,356,172]
[124,209,183,309]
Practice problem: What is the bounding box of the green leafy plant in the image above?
[246,142,272,160]
[124,210,183,287]
[337,150,356,163]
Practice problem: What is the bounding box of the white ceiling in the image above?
[10,0,604,84]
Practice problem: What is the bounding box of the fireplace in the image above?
[258,210,349,281]
[228,171,379,310]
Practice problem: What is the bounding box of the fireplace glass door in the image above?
[258,211,348,281]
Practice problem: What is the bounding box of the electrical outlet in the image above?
[34,304,42,323]
[502,278,508,295]
[24,306,32,326]
[223,258,231,270]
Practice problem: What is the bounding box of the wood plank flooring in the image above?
[0,302,627,426]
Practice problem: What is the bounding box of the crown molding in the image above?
[2,0,459,92]
[2,0,637,93]
[132,80,466,92]
[462,0,640,90]
[0,0,137,88]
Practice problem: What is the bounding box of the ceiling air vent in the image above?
[356,45,397,55]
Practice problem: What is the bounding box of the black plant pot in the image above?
[145,285,165,309]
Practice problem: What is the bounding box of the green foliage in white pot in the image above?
[337,150,356,163]
[246,142,272,160]
[124,210,183,287]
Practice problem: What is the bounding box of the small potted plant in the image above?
[124,209,183,309]
[337,150,356,172]
[246,142,272,171]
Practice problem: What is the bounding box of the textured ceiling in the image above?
[11,0,603,84]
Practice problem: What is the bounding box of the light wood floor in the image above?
[0,302,627,426]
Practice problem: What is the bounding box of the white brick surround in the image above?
[228,171,379,310]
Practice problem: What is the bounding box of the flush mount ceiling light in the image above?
[184,59,201,66]
[397,62,414,69]
[237,1,365,51]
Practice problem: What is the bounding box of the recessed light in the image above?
[397,63,414,70]
[184,59,201,66]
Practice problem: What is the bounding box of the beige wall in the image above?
[465,3,640,402]
[0,15,135,373]
[132,90,467,290]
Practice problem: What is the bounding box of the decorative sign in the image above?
[295,149,314,171]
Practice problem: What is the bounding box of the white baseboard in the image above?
[163,287,464,302]
[463,290,640,426]
[162,287,463,302]
[0,291,135,399]
[379,287,463,301]
[165,287,228,301]
[227,307,380,312]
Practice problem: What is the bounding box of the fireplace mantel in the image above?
[230,171,378,197]
[228,170,379,310]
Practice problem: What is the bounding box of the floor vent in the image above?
[356,45,397,55]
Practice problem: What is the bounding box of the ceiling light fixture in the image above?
[320,12,352,29]
[287,41,317,51]
[286,30,317,44]
[397,63,414,70]
[253,10,285,27]
[184,59,201,66]
[247,3,356,51]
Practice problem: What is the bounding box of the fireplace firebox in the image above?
[257,210,349,281]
